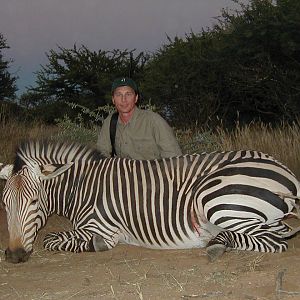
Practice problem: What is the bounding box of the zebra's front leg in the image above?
[44,227,121,253]
[44,230,94,252]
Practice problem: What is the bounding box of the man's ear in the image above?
[135,93,138,104]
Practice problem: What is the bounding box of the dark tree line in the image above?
[0,33,20,123]
[142,0,300,126]
[19,46,149,123]
[0,33,17,101]
[2,0,300,127]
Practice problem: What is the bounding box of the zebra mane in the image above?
[13,140,105,173]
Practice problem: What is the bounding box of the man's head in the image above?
[111,77,138,95]
[111,77,139,115]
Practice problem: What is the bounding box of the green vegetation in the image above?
[0,33,17,100]
[19,47,149,123]
[143,0,300,126]
[1,0,299,127]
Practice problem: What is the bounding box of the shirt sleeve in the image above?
[97,114,113,158]
[151,112,182,158]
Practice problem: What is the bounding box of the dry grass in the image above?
[0,121,59,196]
[1,119,300,180]
[0,120,59,163]
[178,121,300,178]
[216,122,300,178]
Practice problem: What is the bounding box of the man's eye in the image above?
[115,93,134,98]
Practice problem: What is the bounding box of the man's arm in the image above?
[152,113,182,158]
[97,115,113,157]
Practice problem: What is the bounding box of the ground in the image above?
[0,209,300,300]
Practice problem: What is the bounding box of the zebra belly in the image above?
[117,228,210,250]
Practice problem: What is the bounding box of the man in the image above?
[97,77,182,160]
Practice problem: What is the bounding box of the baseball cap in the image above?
[111,77,138,94]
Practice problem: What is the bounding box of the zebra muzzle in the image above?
[5,247,33,263]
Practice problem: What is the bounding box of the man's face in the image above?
[112,86,138,114]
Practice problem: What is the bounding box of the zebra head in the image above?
[2,160,73,263]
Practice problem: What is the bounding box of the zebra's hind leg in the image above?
[206,228,288,261]
[282,226,300,238]
[206,243,228,262]
[206,232,233,262]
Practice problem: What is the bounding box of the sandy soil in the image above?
[0,208,300,300]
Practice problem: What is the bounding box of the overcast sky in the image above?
[1,0,245,95]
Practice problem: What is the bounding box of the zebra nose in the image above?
[5,247,32,263]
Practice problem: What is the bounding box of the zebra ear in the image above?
[39,163,74,180]
[27,161,74,180]
[0,163,13,180]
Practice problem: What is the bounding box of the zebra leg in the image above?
[44,228,121,253]
[282,226,300,238]
[89,234,109,252]
[89,227,122,251]
[206,243,228,262]
[206,228,288,261]
[44,230,94,252]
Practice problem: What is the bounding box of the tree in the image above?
[143,0,300,127]
[25,45,149,122]
[216,0,300,124]
[142,32,227,126]
[0,33,17,101]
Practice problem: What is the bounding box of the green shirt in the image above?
[97,107,182,160]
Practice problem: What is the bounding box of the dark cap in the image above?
[111,77,138,94]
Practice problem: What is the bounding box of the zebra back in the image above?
[13,140,104,173]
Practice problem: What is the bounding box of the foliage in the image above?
[6,0,300,128]
[142,32,226,126]
[0,33,17,101]
[217,0,300,124]
[177,128,220,154]
[54,103,114,144]
[23,45,149,123]
[142,0,300,127]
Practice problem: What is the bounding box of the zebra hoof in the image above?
[90,235,108,252]
[206,243,227,262]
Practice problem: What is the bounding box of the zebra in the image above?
[0,140,299,263]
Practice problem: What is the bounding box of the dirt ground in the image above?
[0,208,300,300]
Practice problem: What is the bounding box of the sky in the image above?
[1,0,245,95]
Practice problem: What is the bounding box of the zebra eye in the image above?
[31,199,38,206]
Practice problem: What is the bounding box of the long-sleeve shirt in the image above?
[97,107,182,160]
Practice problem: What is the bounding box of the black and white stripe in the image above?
[2,141,300,260]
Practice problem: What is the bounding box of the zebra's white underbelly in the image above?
[117,226,214,250]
